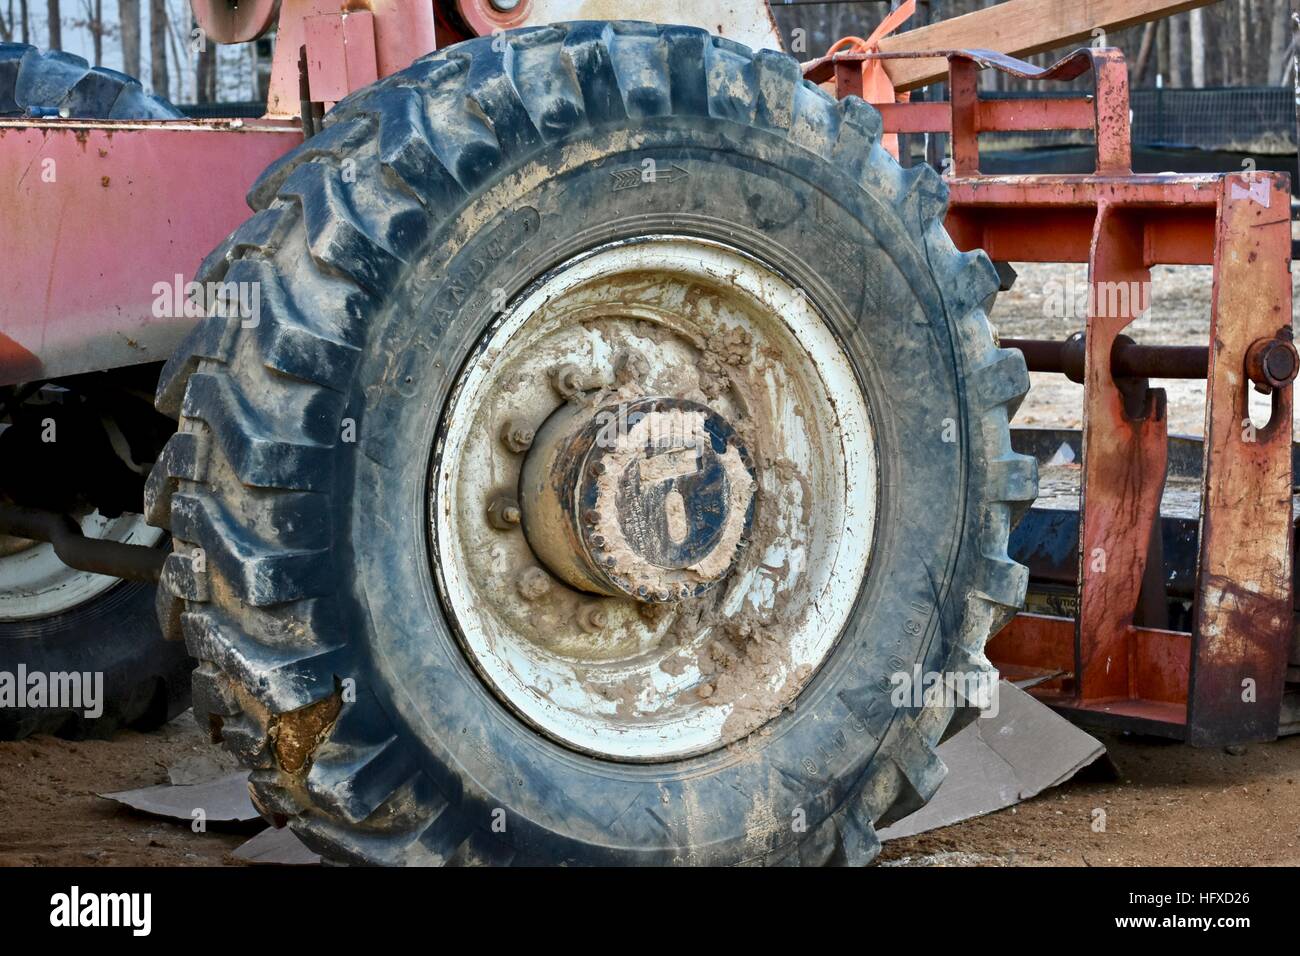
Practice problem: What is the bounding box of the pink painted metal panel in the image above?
[0,119,302,386]
[267,0,437,118]
[305,11,380,106]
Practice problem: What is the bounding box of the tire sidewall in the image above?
[345,117,980,863]
[0,579,191,738]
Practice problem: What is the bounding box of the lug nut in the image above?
[517,567,551,601]
[578,605,608,633]
[487,495,522,530]
[500,420,534,454]
[614,349,650,387]
[552,363,587,400]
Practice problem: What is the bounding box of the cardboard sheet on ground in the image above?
[233,826,321,866]
[100,771,261,823]
[878,681,1105,841]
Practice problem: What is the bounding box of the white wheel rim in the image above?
[0,512,161,622]
[432,237,877,761]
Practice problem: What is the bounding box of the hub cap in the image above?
[519,396,757,602]
[431,237,877,761]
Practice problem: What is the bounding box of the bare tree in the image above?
[47,0,60,48]
[80,0,104,64]
[1133,22,1156,84]
[148,0,166,96]
[20,0,28,43]
[1168,12,1184,86]
[1269,0,1291,83]
[195,15,215,103]
[1189,8,1205,87]
[119,0,140,76]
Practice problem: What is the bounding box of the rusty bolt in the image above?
[552,363,587,400]
[578,604,609,633]
[517,567,552,601]
[697,683,715,700]
[1245,332,1299,395]
[500,420,535,454]
[486,495,522,530]
[583,509,600,526]
[614,349,650,387]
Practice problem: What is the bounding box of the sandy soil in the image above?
[1,711,1297,867]
[882,732,1300,867]
[0,714,251,866]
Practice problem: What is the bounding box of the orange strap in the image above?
[826,0,915,103]
[826,1,915,157]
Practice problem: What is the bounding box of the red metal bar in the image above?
[1091,50,1132,175]
[876,97,1095,134]
[1076,203,1166,702]
[1188,172,1295,745]
[948,57,980,176]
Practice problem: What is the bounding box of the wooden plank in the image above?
[877,0,1220,91]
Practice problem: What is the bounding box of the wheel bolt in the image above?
[552,363,587,400]
[578,605,608,633]
[500,420,535,454]
[517,567,551,601]
[487,495,522,530]
[614,349,650,387]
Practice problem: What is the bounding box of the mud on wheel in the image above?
[149,21,1035,865]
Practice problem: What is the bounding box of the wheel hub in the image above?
[520,396,756,603]
[430,236,878,760]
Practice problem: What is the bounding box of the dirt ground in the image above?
[881,732,1300,866]
[0,714,251,866]
[1,262,1297,868]
[2,710,1298,867]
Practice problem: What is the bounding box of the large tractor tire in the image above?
[149,22,1034,865]
[0,42,180,118]
[0,46,189,741]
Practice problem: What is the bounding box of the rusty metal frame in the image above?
[824,47,1295,745]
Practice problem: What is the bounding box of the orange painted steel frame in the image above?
[824,46,1294,746]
